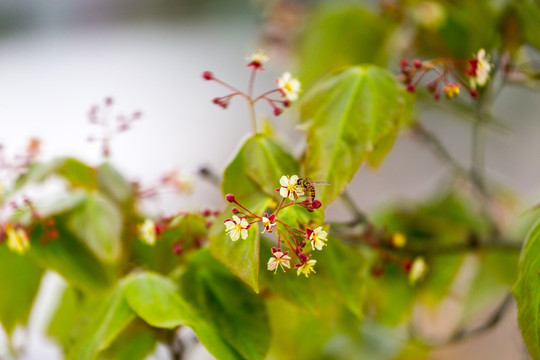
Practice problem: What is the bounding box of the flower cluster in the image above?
[203,50,301,118]
[223,175,326,278]
[399,49,492,100]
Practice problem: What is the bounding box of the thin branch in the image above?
[411,122,465,173]
[198,166,221,186]
[335,227,522,255]
[441,292,514,346]
[339,190,368,225]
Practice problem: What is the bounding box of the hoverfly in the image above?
[296,178,330,202]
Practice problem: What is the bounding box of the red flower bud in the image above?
[312,199,322,209]
[400,59,408,67]
[403,259,413,272]
[232,207,240,214]
[173,242,183,255]
[273,107,283,116]
[469,89,478,98]
[202,209,211,217]
[413,59,422,68]
[283,100,291,108]
[225,193,236,202]
[406,84,415,93]
[202,71,213,80]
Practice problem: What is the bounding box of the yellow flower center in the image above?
[284,82,292,91]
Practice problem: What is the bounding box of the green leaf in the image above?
[260,238,320,315]
[100,326,156,360]
[242,134,299,198]
[97,162,135,205]
[29,224,113,293]
[222,136,273,211]
[300,66,412,205]
[513,219,540,359]
[47,285,83,350]
[69,286,135,360]
[213,134,298,293]
[209,212,265,294]
[180,250,270,360]
[298,4,391,86]
[123,271,243,360]
[132,214,207,274]
[123,272,192,329]
[517,0,540,52]
[17,157,98,190]
[266,298,334,360]
[367,262,416,325]
[318,237,368,318]
[0,246,43,334]
[67,192,123,262]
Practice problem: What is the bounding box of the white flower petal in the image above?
[241,229,248,239]
[279,187,289,198]
[279,175,289,186]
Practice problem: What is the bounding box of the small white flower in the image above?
[139,219,157,246]
[279,175,304,201]
[296,259,317,278]
[277,72,301,102]
[267,251,291,273]
[224,215,249,241]
[261,213,276,233]
[308,226,328,251]
[246,50,269,68]
[468,49,491,89]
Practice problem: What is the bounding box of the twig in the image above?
[336,228,522,255]
[339,190,368,225]
[198,166,221,186]
[442,292,514,345]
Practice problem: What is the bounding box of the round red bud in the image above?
[49,229,59,240]
[273,107,283,116]
[312,199,322,209]
[225,193,236,202]
[406,84,415,93]
[231,207,240,214]
[283,100,291,108]
[202,209,211,217]
[469,89,478,98]
[403,259,413,272]
[400,59,408,67]
[413,59,422,68]
[202,71,213,80]
[173,242,183,255]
